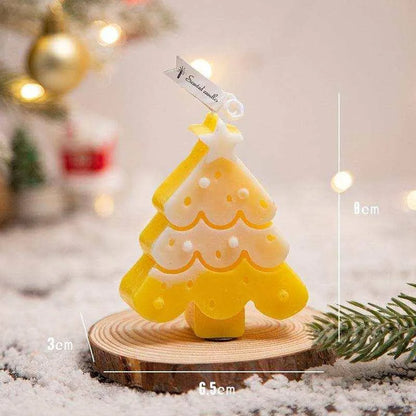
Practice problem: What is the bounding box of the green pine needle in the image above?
[307,283,416,363]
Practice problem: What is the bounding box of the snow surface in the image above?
[1,173,416,415]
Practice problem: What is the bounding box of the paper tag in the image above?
[164,56,244,120]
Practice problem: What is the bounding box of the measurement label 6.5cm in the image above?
[47,337,73,351]
[199,381,235,395]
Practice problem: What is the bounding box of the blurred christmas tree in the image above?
[0,133,13,224]
[10,128,46,191]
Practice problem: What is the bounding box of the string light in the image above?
[94,194,114,217]
[191,58,212,79]
[406,190,416,211]
[331,171,353,193]
[98,23,123,46]
[19,82,45,101]
[9,77,46,103]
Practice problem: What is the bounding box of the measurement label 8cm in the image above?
[353,201,379,216]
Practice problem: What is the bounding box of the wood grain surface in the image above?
[89,306,335,393]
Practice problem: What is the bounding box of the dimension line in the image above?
[80,312,95,363]
[103,370,325,374]
[337,92,341,342]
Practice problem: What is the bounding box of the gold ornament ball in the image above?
[27,33,89,95]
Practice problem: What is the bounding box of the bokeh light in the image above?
[331,171,354,193]
[94,194,115,217]
[99,23,123,46]
[191,58,212,79]
[405,190,416,211]
[19,82,45,101]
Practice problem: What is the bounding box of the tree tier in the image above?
[141,215,288,271]
[152,140,276,228]
[120,254,308,322]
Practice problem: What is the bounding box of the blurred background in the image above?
[0,0,415,309]
[1,2,416,412]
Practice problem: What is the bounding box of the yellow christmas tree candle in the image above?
[120,112,308,339]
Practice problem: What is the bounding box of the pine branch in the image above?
[307,283,416,363]
[0,0,175,40]
[0,1,175,119]
[0,0,44,35]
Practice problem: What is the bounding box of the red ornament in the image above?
[62,141,115,174]
[62,112,117,175]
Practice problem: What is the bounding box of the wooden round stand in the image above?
[88,307,334,393]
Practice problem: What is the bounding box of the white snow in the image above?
[0,174,415,415]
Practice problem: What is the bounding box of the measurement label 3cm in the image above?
[46,337,73,351]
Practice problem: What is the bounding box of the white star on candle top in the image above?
[199,117,243,163]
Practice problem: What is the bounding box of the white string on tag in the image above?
[165,56,244,122]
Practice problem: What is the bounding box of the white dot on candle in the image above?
[190,59,212,79]
[228,236,239,248]
[238,188,249,199]
[406,190,416,211]
[199,177,210,188]
[182,240,193,252]
[331,171,353,193]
